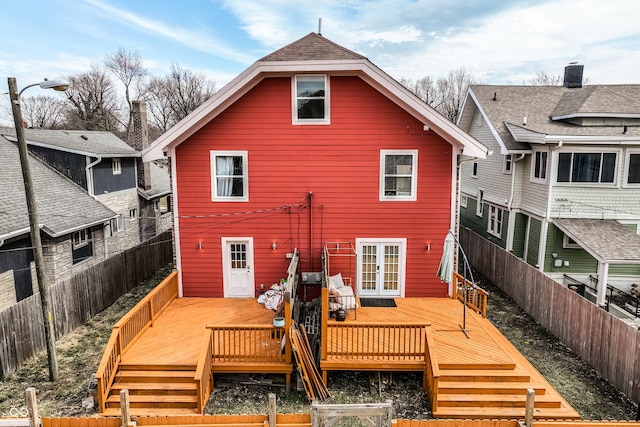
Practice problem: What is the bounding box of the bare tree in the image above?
[104,47,148,137]
[401,67,480,122]
[64,63,124,132]
[21,95,68,129]
[142,63,216,133]
[528,71,564,85]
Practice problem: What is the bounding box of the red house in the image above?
[143,33,487,300]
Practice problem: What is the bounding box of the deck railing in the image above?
[208,324,289,363]
[325,322,428,359]
[453,272,488,318]
[194,329,213,413]
[95,270,179,413]
[423,325,440,412]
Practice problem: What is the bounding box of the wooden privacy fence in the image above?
[95,270,179,414]
[460,227,640,404]
[0,231,172,379]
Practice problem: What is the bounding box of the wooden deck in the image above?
[99,293,579,420]
[122,298,274,366]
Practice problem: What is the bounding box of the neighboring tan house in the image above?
[143,32,487,299]
[457,64,640,310]
[0,135,116,310]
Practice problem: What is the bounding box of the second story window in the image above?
[626,152,640,185]
[504,154,512,174]
[211,151,248,202]
[380,150,418,201]
[112,158,121,175]
[476,189,484,217]
[531,150,547,183]
[471,161,478,177]
[294,75,328,124]
[557,152,616,184]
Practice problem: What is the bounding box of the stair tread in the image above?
[438,380,546,395]
[112,382,197,390]
[107,394,197,403]
[438,393,560,402]
[116,370,195,377]
[102,408,199,416]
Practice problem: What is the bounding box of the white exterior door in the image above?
[222,237,255,298]
[356,238,406,297]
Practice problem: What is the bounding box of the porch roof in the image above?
[553,218,640,264]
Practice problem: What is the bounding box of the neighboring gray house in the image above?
[0,136,116,310]
[457,64,640,311]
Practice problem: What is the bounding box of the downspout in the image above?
[85,155,107,258]
[86,155,102,200]
[308,191,313,271]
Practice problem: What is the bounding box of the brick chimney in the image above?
[563,63,584,89]
[131,101,152,191]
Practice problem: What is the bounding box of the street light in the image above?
[7,77,69,382]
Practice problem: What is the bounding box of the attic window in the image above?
[293,75,329,124]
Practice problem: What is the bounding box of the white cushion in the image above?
[336,285,355,309]
[329,273,345,289]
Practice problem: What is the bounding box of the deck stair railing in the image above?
[453,272,487,318]
[95,270,179,413]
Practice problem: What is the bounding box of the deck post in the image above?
[268,393,277,427]
[120,389,134,427]
[25,387,39,427]
[524,388,534,427]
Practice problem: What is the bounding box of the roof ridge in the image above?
[259,32,366,62]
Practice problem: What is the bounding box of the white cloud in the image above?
[83,0,255,65]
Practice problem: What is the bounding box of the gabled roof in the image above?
[143,33,487,161]
[138,162,172,200]
[0,126,139,158]
[551,85,640,120]
[462,85,640,154]
[0,136,116,242]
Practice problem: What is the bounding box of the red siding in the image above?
[175,76,453,297]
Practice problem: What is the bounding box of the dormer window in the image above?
[293,75,329,124]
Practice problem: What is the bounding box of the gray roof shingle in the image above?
[0,136,116,240]
[470,85,640,151]
[0,126,139,158]
[554,218,640,263]
[260,32,366,62]
[138,162,171,200]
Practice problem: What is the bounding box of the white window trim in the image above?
[460,195,468,208]
[530,150,548,184]
[487,205,503,238]
[292,75,330,125]
[210,151,249,202]
[476,189,484,217]
[623,149,640,188]
[72,229,88,249]
[563,234,581,249]
[129,208,137,219]
[503,154,513,175]
[112,158,122,175]
[108,214,124,235]
[471,161,478,178]
[379,150,418,201]
[554,148,621,187]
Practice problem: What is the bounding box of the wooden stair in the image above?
[102,364,199,416]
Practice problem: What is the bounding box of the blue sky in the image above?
[2,0,640,125]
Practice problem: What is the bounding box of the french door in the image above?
[222,237,255,298]
[356,238,406,297]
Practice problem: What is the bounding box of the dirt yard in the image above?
[0,266,637,420]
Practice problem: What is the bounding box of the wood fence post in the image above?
[524,388,534,427]
[120,389,134,427]
[25,387,39,427]
[268,393,277,427]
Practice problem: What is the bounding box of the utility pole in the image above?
[8,77,59,381]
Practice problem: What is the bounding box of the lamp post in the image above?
[8,77,69,382]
